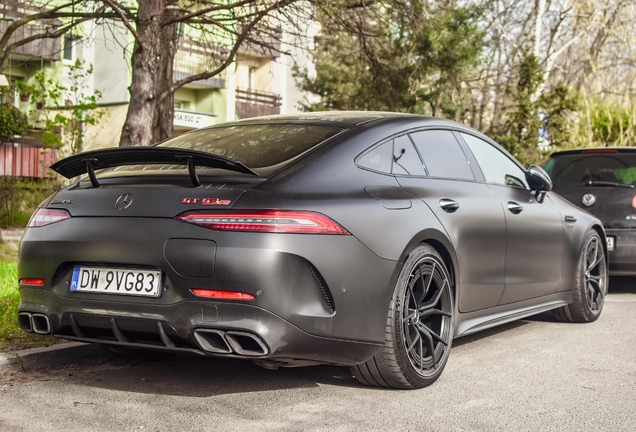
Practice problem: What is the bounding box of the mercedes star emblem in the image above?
[581,193,596,207]
[115,193,133,210]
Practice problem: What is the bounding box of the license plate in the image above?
[607,236,615,251]
[71,266,162,297]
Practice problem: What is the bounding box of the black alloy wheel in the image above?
[350,244,454,388]
[553,230,607,323]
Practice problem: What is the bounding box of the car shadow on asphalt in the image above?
[66,354,363,396]
[57,280,636,397]
[608,276,636,294]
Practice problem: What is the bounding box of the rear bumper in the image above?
[19,287,382,366]
[606,229,636,275]
[18,216,396,365]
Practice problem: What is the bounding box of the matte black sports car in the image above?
[18,112,607,389]
[545,147,636,275]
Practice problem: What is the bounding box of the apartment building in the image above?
[1,4,310,174]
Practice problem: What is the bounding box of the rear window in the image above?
[158,124,344,169]
[545,153,636,185]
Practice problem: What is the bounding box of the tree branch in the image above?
[100,0,141,46]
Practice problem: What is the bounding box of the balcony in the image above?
[173,38,226,89]
[0,2,62,61]
[237,24,282,58]
[235,88,281,119]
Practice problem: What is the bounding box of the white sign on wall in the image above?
[174,110,215,129]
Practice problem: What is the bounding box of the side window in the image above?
[357,141,393,173]
[392,135,426,176]
[409,130,474,180]
[461,133,528,188]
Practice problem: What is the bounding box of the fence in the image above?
[0,145,57,178]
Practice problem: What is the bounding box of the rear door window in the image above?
[409,130,474,180]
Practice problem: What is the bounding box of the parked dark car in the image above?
[18,112,607,389]
[545,148,636,276]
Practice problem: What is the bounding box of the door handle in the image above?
[439,198,459,213]
[565,216,577,223]
[507,201,523,214]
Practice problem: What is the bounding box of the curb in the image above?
[0,342,105,373]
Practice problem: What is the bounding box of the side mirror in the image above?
[525,165,552,203]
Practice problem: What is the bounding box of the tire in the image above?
[350,243,454,389]
[552,229,607,323]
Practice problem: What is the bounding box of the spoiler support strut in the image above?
[84,159,101,188]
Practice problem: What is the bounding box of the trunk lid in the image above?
[47,176,265,218]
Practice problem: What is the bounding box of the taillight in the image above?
[632,195,636,209]
[28,208,71,227]
[191,289,255,300]
[19,278,46,286]
[176,210,350,234]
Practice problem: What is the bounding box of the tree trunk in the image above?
[119,1,164,147]
[152,2,180,145]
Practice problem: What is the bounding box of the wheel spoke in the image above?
[407,285,418,308]
[417,261,436,304]
[587,284,596,307]
[402,309,417,324]
[416,322,449,346]
[418,325,438,368]
[419,309,452,318]
[589,240,598,269]
[406,329,421,354]
[419,334,423,372]
[419,279,448,312]
[588,256,604,273]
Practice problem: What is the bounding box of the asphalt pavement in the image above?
[1,278,635,431]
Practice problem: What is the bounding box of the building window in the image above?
[248,67,256,90]
[63,37,83,62]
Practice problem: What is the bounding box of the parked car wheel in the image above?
[350,244,454,389]
[553,230,607,323]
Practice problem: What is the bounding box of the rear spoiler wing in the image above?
[50,146,258,187]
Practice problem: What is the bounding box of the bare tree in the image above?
[0,1,114,71]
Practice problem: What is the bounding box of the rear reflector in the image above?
[191,289,255,300]
[176,210,350,234]
[19,278,46,286]
[28,208,71,227]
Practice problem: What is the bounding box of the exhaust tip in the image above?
[193,329,232,354]
[31,314,51,335]
[18,312,33,333]
[225,331,269,356]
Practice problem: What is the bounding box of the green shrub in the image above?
[0,104,28,143]
[0,177,60,228]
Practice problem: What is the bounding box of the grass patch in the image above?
[0,240,58,351]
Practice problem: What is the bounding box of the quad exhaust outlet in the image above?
[193,328,269,356]
[18,312,51,335]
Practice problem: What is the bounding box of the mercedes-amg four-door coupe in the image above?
[18,112,607,389]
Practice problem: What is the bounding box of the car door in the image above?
[458,132,564,304]
[393,130,508,313]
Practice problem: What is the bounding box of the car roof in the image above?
[549,147,636,157]
[199,112,471,132]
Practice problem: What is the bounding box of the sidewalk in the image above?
[0,342,105,373]
[1,227,25,242]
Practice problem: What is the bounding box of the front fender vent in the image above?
[310,266,335,313]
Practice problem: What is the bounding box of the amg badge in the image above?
[182,198,232,205]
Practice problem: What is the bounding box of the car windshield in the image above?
[545,153,636,186]
[157,123,344,169]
